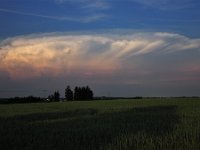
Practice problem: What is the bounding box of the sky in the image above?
[0,0,200,97]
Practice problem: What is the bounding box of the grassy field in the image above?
[0,98,200,150]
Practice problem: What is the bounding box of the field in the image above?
[0,98,200,150]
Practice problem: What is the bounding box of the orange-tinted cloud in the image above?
[0,32,200,81]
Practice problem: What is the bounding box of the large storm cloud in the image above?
[0,32,200,97]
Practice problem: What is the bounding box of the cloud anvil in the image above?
[0,33,199,92]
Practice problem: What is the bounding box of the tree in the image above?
[54,91,60,102]
[86,86,93,100]
[81,86,86,100]
[65,86,73,101]
[73,86,94,101]
[74,86,81,100]
[48,94,54,102]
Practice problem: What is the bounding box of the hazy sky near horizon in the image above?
[0,0,200,97]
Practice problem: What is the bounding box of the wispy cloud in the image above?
[81,0,110,10]
[0,8,106,23]
[55,0,110,10]
[132,0,196,10]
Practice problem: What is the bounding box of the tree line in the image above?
[0,85,94,104]
[48,85,94,102]
[2,96,43,104]
[65,86,93,101]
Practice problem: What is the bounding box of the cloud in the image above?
[132,0,195,10]
[81,0,110,10]
[0,32,200,82]
[0,8,106,23]
[55,0,110,10]
[1,31,200,97]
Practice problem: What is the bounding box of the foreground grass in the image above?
[0,98,200,150]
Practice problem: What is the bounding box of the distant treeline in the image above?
[0,96,43,104]
[94,96,200,100]
[0,85,94,104]
[1,93,200,104]
[95,96,200,100]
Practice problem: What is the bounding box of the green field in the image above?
[0,98,200,150]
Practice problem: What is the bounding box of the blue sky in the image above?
[1,0,200,38]
[0,0,200,97]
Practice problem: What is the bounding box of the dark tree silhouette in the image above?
[73,86,94,101]
[65,86,73,101]
[48,94,54,102]
[86,86,93,100]
[48,91,60,102]
[74,86,79,100]
[54,91,60,102]
[81,87,86,100]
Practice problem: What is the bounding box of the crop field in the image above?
[0,98,200,150]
